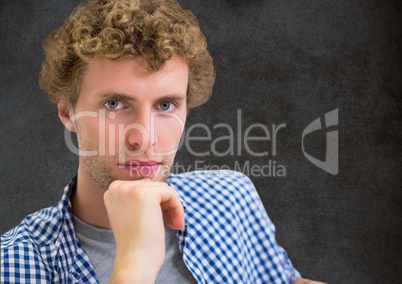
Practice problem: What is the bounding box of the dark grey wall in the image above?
[0,1,401,283]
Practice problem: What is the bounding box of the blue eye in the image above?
[159,102,174,111]
[105,100,124,109]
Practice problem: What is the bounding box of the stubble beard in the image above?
[81,154,119,190]
[80,152,175,190]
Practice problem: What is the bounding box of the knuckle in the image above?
[103,190,110,202]
[108,180,121,191]
[131,187,149,201]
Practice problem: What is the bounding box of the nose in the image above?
[122,109,156,157]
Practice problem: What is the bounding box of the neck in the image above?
[71,164,111,229]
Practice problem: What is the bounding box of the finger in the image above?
[163,205,185,230]
[159,187,185,230]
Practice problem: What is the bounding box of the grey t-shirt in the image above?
[73,216,197,284]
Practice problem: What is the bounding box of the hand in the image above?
[292,278,327,284]
[104,179,184,283]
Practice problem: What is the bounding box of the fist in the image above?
[104,179,184,283]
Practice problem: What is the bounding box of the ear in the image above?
[57,103,76,133]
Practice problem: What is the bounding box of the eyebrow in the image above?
[155,95,186,104]
[98,92,136,102]
[97,92,186,103]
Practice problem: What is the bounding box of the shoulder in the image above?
[1,204,64,282]
[1,239,56,281]
[1,202,63,249]
[170,171,292,282]
[168,170,265,219]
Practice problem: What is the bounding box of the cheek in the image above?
[102,117,125,154]
[76,117,100,142]
[76,115,118,153]
[154,114,185,148]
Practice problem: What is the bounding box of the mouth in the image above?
[118,160,162,176]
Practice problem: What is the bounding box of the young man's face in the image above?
[62,57,188,189]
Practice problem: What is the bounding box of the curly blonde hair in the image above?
[39,0,215,109]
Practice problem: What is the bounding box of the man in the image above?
[1,0,324,283]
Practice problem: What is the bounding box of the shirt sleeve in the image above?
[238,172,301,283]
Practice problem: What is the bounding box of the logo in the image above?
[302,109,339,175]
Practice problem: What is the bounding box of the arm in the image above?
[104,179,184,284]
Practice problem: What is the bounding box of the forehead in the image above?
[77,57,189,101]
[85,56,188,76]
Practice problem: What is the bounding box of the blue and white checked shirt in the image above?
[1,170,301,283]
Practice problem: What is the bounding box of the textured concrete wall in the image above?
[0,0,401,283]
